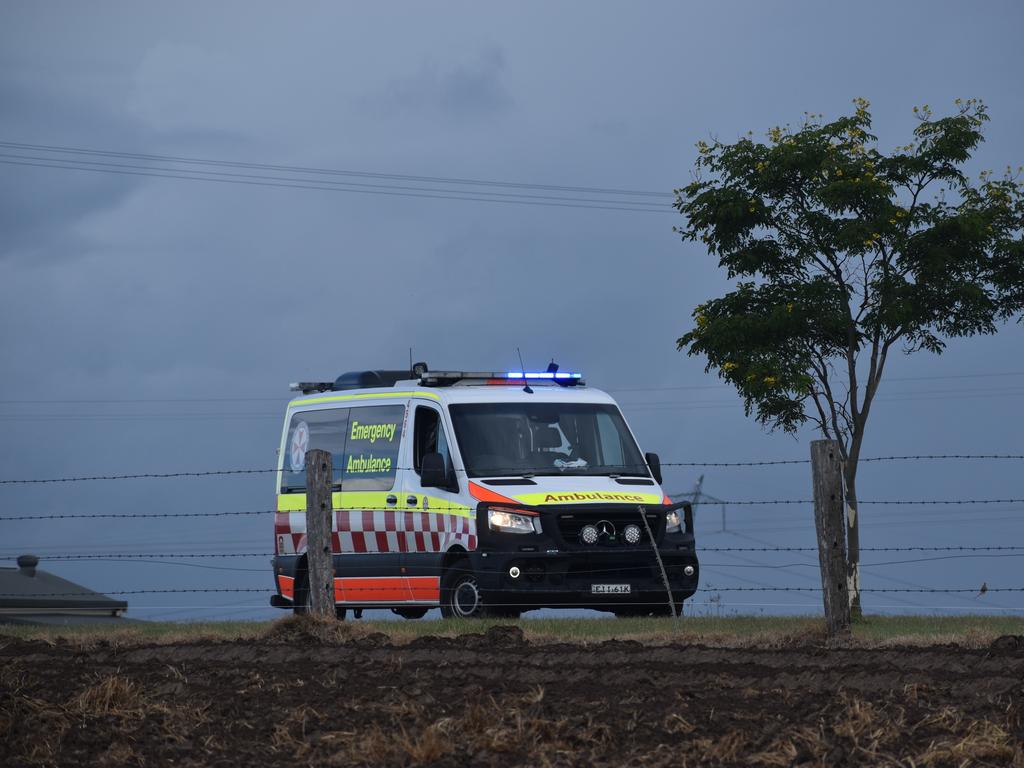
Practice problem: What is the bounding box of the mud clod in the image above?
[990,634,1024,651]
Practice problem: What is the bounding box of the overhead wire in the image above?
[0,154,671,214]
[0,140,672,198]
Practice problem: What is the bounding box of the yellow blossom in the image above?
[786,302,794,313]
[723,362,739,372]
[763,376,777,386]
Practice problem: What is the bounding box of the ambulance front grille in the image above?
[555,509,663,546]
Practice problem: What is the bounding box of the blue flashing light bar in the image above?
[505,371,582,380]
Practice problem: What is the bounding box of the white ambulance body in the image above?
[270,367,698,618]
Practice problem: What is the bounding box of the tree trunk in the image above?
[843,463,862,619]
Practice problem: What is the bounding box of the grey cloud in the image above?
[366,47,511,121]
[0,81,142,262]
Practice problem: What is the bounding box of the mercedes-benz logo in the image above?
[596,520,616,541]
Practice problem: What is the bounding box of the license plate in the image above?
[591,584,631,595]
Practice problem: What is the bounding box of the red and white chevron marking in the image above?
[275,509,477,555]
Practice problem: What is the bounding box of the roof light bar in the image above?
[505,372,582,380]
[417,370,585,387]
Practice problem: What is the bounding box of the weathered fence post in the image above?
[638,506,678,619]
[304,448,335,618]
[810,440,851,637]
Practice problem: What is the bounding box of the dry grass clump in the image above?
[0,685,67,765]
[69,673,147,717]
[1,669,214,767]
[735,692,1024,768]
[267,688,612,766]
[913,706,1022,766]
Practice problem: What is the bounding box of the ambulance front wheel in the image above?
[440,561,484,619]
[293,569,347,620]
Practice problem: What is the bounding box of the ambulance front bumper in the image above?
[471,502,699,610]
[473,548,698,610]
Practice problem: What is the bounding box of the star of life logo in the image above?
[289,420,310,471]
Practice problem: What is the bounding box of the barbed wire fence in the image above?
[1,453,1022,622]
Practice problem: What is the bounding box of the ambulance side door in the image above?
[402,401,467,592]
[333,402,409,603]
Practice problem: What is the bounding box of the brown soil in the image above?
[2,619,1023,767]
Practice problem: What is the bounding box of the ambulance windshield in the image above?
[448,403,649,478]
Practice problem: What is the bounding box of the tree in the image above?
[673,99,1024,617]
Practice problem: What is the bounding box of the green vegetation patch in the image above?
[2,614,1021,649]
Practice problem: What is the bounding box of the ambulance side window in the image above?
[413,405,454,484]
[341,405,405,491]
[281,408,350,491]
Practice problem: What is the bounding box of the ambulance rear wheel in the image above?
[293,570,311,616]
[441,563,484,619]
[293,569,346,620]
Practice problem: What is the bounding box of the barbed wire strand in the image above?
[3,585,1022,598]
[8,544,1023,560]
[7,496,1024,521]
[2,454,1023,484]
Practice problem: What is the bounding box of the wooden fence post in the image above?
[304,448,335,618]
[810,440,851,637]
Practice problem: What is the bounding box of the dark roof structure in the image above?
[0,555,129,625]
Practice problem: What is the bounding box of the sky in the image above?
[1,1,1022,622]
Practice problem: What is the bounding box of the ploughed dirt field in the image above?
[2,620,1023,767]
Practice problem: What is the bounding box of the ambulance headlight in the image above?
[488,507,536,534]
[665,511,682,533]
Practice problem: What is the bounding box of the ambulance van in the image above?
[269,365,699,618]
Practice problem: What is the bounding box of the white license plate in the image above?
[591,584,631,595]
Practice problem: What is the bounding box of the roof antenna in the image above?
[409,347,413,377]
[516,347,533,394]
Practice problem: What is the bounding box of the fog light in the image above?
[684,565,695,577]
[509,566,521,579]
[580,525,599,545]
[623,524,642,545]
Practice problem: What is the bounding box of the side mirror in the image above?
[421,452,448,488]
[645,452,662,485]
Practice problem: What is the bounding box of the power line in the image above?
[0,151,668,210]
[0,140,672,198]
[0,156,670,215]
